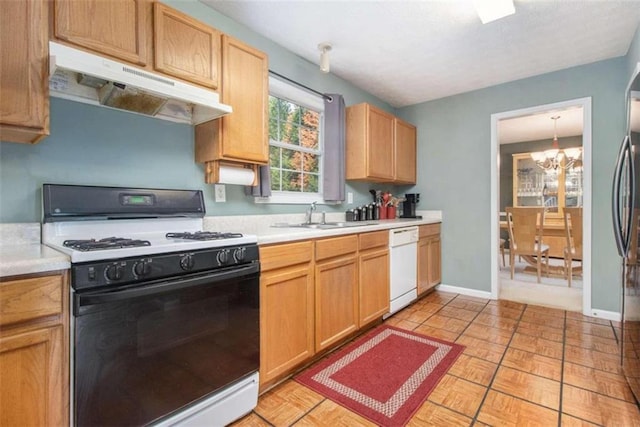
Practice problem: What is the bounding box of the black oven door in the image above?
[73,263,259,427]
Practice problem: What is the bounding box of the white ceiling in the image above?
[499,106,583,144]
[201,0,640,108]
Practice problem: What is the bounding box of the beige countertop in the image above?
[0,244,70,278]
[203,210,442,245]
[253,217,441,245]
[0,210,442,276]
[0,223,70,278]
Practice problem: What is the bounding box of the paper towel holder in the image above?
[204,160,259,186]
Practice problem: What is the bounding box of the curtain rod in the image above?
[269,70,333,102]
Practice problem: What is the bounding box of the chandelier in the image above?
[530,116,582,170]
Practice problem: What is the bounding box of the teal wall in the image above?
[397,58,627,312]
[0,1,638,312]
[0,0,398,223]
[627,24,640,78]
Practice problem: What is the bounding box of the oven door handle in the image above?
[75,262,259,312]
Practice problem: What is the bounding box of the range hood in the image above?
[49,42,232,125]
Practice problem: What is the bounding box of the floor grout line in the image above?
[249,291,639,427]
[469,301,527,423]
[558,311,567,427]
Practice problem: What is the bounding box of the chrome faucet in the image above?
[305,201,317,224]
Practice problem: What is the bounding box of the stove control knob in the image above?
[217,249,230,265]
[233,247,246,263]
[133,260,151,277]
[105,263,124,281]
[180,254,195,271]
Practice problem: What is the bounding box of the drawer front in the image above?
[260,241,313,272]
[359,230,388,251]
[316,235,358,261]
[419,223,441,238]
[0,275,63,327]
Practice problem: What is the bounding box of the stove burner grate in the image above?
[166,231,243,241]
[63,237,152,251]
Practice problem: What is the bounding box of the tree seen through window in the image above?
[269,95,321,193]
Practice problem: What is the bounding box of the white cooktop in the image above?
[42,218,257,263]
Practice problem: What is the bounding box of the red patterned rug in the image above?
[295,325,465,426]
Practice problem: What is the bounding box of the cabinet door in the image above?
[394,118,417,184]
[417,237,431,295]
[359,248,389,325]
[0,326,65,427]
[219,35,268,163]
[367,106,395,180]
[260,266,314,386]
[427,235,442,288]
[194,36,268,165]
[0,0,49,144]
[54,0,149,66]
[154,2,220,89]
[315,255,358,351]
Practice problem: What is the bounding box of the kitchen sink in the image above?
[271,221,378,229]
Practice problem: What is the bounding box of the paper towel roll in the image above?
[218,165,256,185]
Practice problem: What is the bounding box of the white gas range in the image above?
[42,184,259,427]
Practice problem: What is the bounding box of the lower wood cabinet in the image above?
[259,227,427,390]
[418,223,442,295]
[315,235,359,352]
[259,241,314,388]
[358,231,389,325]
[0,273,68,426]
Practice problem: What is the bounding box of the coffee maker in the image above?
[400,193,420,218]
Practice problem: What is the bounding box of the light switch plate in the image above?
[215,184,226,202]
[347,192,353,204]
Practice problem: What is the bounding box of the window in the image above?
[263,77,324,204]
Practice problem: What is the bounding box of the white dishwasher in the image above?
[386,226,419,317]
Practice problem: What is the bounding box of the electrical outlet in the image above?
[347,192,353,204]
[214,184,226,202]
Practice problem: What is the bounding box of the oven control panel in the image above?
[71,244,259,290]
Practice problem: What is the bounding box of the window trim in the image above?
[258,76,326,205]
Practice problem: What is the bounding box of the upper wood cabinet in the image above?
[195,35,269,167]
[0,273,69,426]
[394,118,417,184]
[153,2,220,89]
[54,0,150,66]
[346,103,417,184]
[346,103,395,181]
[0,0,49,144]
[54,1,222,89]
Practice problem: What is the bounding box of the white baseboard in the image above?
[435,284,493,300]
[589,308,621,322]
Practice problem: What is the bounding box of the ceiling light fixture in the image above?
[473,0,515,24]
[530,116,582,171]
[318,43,332,73]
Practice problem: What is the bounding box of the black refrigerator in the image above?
[613,63,640,406]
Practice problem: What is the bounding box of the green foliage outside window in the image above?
[269,96,321,193]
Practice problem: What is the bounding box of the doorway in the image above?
[490,98,592,314]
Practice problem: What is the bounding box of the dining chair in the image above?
[563,207,583,287]
[499,212,508,267]
[506,207,550,283]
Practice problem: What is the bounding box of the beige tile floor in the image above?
[232,291,640,426]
